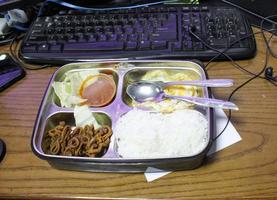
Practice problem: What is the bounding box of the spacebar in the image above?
[63,42,124,51]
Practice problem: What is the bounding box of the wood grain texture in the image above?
[0,28,276,199]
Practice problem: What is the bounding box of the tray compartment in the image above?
[52,68,119,108]
[41,111,113,158]
[122,66,205,110]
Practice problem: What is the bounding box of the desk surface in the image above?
[0,28,276,199]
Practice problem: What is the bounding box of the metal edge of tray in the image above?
[31,59,214,172]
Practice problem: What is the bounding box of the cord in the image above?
[189,15,276,142]
[190,29,276,82]
[213,46,270,141]
[260,15,277,59]
[9,34,52,70]
[221,24,274,141]
[0,31,17,46]
[221,0,277,27]
[213,41,271,141]
[39,0,178,15]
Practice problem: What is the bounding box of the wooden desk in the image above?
[0,29,276,199]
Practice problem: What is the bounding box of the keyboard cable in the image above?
[39,0,179,16]
[188,15,277,142]
[9,34,52,70]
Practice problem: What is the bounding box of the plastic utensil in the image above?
[127,81,238,110]
[157,79,234,88]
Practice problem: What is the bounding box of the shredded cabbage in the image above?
[74,105,100,128]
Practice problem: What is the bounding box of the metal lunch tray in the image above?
[31,60,214,173]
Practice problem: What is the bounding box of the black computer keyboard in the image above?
[20,4,256,64]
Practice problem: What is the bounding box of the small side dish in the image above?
[52,70,116,108]
[79,73,116,107]
[43,121,112,157]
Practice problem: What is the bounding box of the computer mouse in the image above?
[0,138,6,163]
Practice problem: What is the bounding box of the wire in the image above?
[0,31,17,46]
[203,30,261,69]
[213,40,271,141]
[9,34,52,70]
[0,38,14,45]
[0,31,14,37]
[190,30,277,87]
[221,0,277,26]
[213,45,270,141]
[260,15,277,58]
[189,15,277,142]
[190,29,275,82]
[39,0,178,15]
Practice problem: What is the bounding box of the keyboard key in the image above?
[85,26,94,33]
[139,41,151,50]
[108,34,117,41]
[208,38,227,48]
[57,35,67,43]
[63,42,124,51]
[124,25,133,34]
[31,29,44,35]
[128,34,138,41]
[22,44,37,52]
[118,34,127,41]
[126,41,137,50]
[28,36,47,43]
[75,34,86,43]
[172,42,182,50]
[150,32,177,41]
[152,41,167,49]
[56,28,64,34]
[75,27,84,34]
[50,44,62,53]
[67,34,77,43]
[97,34,107,41]
[48,35,58,44]
[138,33,149,41]
[114,25,123,34]
[87,35,97,42]
[94,26,103,33]
[38,44,49,52]
[183,41,193,50]
[193,42,204,50]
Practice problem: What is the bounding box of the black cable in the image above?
[203,30,261,69]
[190,29,276,81]
[0,31,17,45]
[213,30,276,140]
[261,15,277,59]
[202,16,277,84]
[189,15,276,142]
[0,31,14,37]
[0,38,14,45]
[9,34,52,70]
[213,46,270,141]
[213,43,270,141]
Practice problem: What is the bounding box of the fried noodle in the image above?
[44,121,112,157]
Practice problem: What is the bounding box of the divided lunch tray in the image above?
[31,60,214,173]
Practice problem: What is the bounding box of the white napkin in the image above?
[144,108,242,182]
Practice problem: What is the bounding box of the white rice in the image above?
[114,108,209,158]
